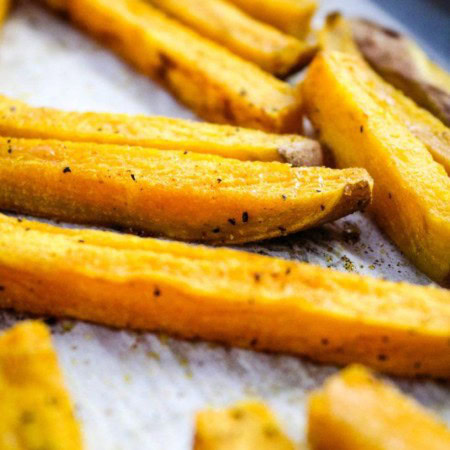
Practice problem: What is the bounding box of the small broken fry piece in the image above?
[0,137,371,244]
[303,51,450,284]
[0,214,449,377]
[352,19,450,126]
[0,321,82,450]
[308,365,450,450]
[228,0,317,39]
[194,401,294,449]
[52,0,304,132]
[319,12,450,174]
[149,0,316,77]
[0,95,322,165]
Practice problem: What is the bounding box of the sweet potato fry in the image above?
[352,19,450,126]
[227,0,317,39]
[302,51,450,285]
[308,365,450,450]
[194,401,294,449]
[319,13,450,174]
[0,137,371,244]
[0,214,449,377]
[44,0,304,133]
[0,0,9,24]
[0,95,322,165]
[148,0,316,77]
[0,321,82,450]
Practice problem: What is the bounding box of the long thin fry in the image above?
[44,0,304,133]
[0,95,322,165]
[194,401,294,449]
[0,321,83,450]
[308,365,450,450]
[0,137,371,244]
[303,51,450,285]
[0,214,449,377]
[149,0,316,76]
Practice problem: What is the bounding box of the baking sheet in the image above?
[0,0,449,448]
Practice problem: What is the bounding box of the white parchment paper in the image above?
[0,1,448,449]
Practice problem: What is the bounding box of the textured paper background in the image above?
[0,1,449,448]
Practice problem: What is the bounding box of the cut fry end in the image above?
[194,401,295,449]
[0,321,83,449]
[308,365,450,450]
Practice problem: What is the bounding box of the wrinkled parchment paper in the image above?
[0,1,448,448]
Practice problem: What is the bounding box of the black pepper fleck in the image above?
[320,204,325,211]
[228,218,236,226]
[153,287,161,297]
[242,212,249,223]
[360,125,364,133]
[131,174,136,181]
[282,195,287,200]
[212,227,221,233]
[217,178,222,183]
[63,167,71,174]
